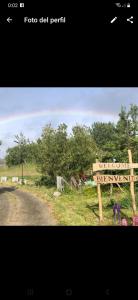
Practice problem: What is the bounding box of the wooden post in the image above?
[128,149,137,214]
[96,159,103,222]
[97,180,103,222]
[109,183,113,199]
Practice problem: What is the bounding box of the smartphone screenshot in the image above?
[0,0,138,298]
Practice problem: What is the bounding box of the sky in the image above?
[0,87,138,158]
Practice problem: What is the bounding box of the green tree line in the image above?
[4,104,138,184]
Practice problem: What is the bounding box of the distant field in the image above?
[0,163,40,177]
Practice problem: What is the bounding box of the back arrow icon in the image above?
[7,17,12,23]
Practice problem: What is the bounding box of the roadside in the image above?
[0,181,135,225]
[0,185,57,225]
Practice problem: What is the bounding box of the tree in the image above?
[90,105,138,163]
[36,123,97,184]
[128,104,138,137]
[115,105,138,162]
[127,104,138,161]
[36,123,70,182]
[5,133,30,183]
[14,132,30,183]
[6,146,22,166]
[5,141,38,167]
[91,122,116,161]
[24,142,38,163]
[68,125,97,175]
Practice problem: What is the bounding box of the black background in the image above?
[1,0,137,86]
[0,0,138,298]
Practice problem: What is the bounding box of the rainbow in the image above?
[0,108,118,125]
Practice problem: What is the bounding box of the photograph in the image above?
[0,87,138,226]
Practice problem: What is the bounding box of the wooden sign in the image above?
[93,175,138,184]
[93,162,138,172]
[93,150,138,223]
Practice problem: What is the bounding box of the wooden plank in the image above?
[97,182,103,222]
[93,175,138,184]
[128,150,136,214]
[96,169,103,222]
[93,162,138,171]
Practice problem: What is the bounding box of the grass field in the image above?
[19,185,137,225]
[0,164,138,225]
[0,163,40,177]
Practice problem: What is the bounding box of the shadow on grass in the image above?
[87,203,132,225]
[86,204,100,219]
[0,186,17,194]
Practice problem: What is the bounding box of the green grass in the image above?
[0,163,40,177]
[0,164,137,225]
[3,181,137,226]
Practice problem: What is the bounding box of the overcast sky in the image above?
[0,87,138,158]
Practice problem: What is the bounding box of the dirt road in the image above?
[0,186,57,225]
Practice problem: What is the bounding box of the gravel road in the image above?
[0,186,57,225]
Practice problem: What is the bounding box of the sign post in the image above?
[93,175,138,184]
[93,162,138,172]
[128,150,136,214]
[93,149,138,222]
[97,172,103,223]
[95,159,103,222]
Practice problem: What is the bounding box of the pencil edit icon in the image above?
[110,17,117,23]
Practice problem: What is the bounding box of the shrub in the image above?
[120,198,131,209]
[108,197,131,209]
[35,175,55,187]
[110,199,115,206]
